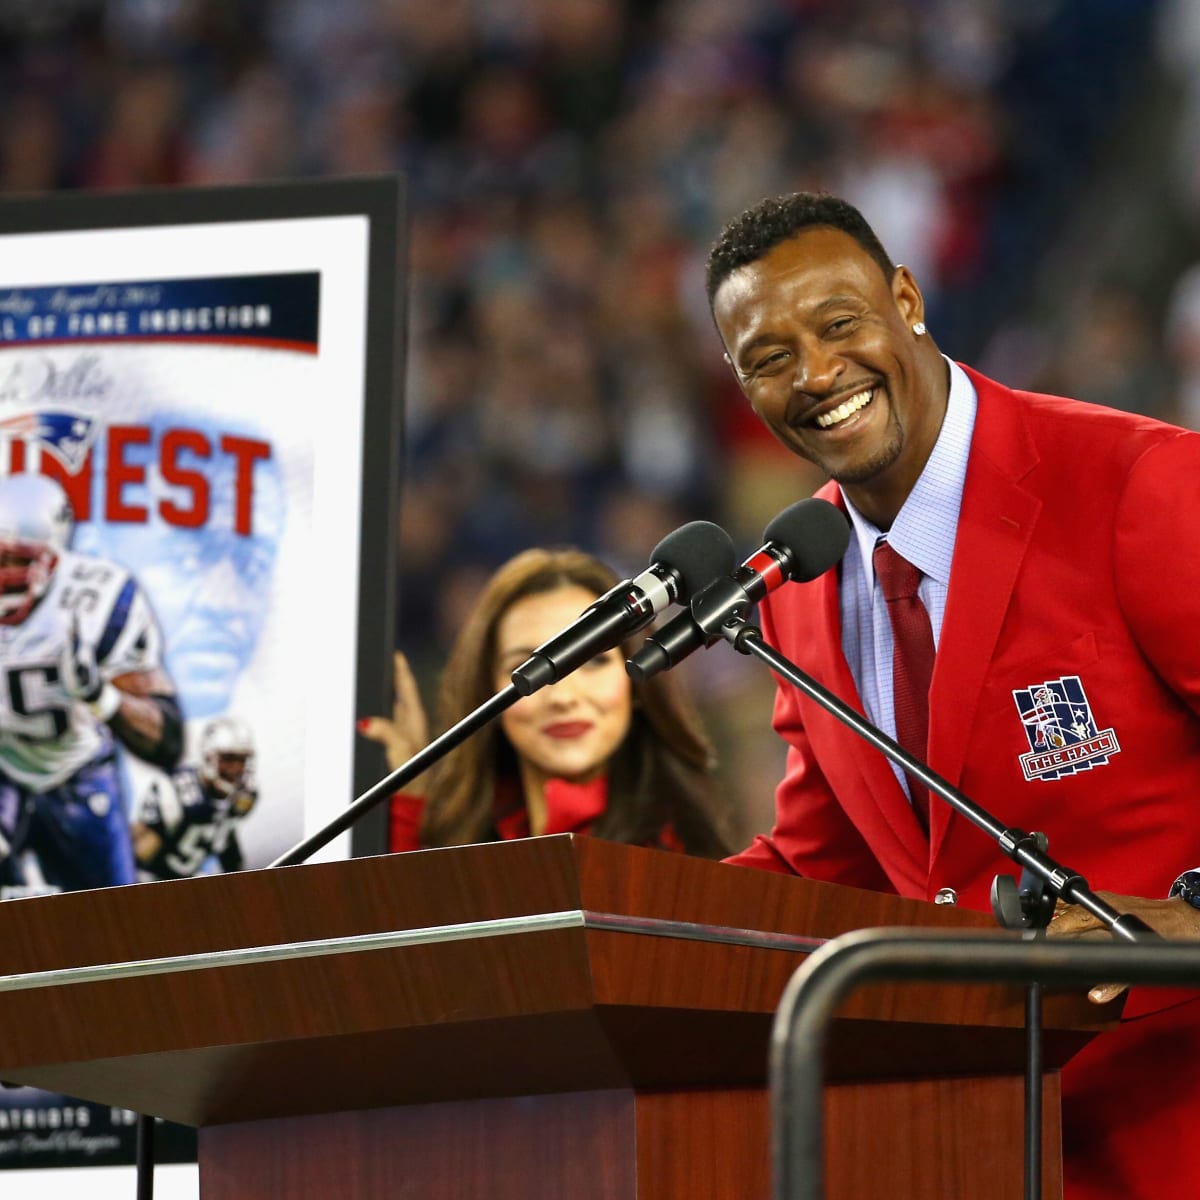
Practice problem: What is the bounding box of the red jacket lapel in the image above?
[791,485,930,893]
[927,365,1042,865]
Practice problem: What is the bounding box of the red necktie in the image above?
[873,540,934,831]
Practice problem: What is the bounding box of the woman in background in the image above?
[360,547,731,857]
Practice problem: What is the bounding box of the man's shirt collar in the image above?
[844,356,977,586]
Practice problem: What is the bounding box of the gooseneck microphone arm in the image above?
[667,503,1152,1200]
[511,519,734,695]
[275,518,734,867]
[133,518,733,1196]
[698,591,1151,1200]
[138,679,519,1198]
[692,591,1156,944]
[270,684,521,867]
[628,498,851,682]
[510,574,669,696]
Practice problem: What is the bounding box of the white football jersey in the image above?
[0,548,164,791]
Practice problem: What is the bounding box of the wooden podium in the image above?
[0,836,1112,1198]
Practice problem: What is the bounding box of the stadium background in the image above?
[2,0,1195,842]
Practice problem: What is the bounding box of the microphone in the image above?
[510,520,735,696]
[626,498,849,682]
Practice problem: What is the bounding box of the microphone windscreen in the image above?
[650,520,736,600]
[763,498,850,582]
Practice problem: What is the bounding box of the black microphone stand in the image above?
[688,579,1157,1200]
[689,578,1156,941]
[133,519,735,1194]
[270,684,522,869]
[133,681,524,1197]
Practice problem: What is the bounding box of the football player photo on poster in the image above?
[0,274,314,889]
[0,181,403,1195]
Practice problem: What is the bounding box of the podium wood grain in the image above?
[0,836,1112,1197]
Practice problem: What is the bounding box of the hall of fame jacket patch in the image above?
[1012,674,1120,782]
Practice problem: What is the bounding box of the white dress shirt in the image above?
[838,357,978,799]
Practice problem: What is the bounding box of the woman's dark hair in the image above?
[419,547,731,857]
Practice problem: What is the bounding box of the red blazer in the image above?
[390,776,609,852]
[728,366,1200,1199]
[389,777,687,854]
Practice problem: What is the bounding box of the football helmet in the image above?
[199,716,256,798]
[0,474,74,625]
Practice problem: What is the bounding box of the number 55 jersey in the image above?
[0,547,165,792]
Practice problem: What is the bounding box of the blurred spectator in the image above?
[185,65,300,184]
[79,64,188,188]
[1032,281,1174,420]
[0,92,67,191]
[1165,263,1200,428]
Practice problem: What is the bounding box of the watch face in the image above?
[1171,871,1200,909]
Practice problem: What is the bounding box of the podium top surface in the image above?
[0,835,987,971]
[0,837,1114,1125]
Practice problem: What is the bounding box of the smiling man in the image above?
[709,192,1200,1200]
[713,218,946,529]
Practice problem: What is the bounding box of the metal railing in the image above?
[771,927,1200,1200]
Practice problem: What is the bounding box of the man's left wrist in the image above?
[87,683,121,722]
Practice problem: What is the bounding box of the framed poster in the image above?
[0,176,405,1192]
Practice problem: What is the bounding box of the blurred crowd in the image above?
[1,0,1189,838]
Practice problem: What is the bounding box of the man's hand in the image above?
[59,616,120,720]
[231,788,258,818]
[1049,890,1200,1003]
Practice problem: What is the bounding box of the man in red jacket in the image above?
[709,191,1200,1199]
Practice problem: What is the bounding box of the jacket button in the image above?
[933,887,958,905]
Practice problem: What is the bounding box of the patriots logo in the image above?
[0,409,97,472]
[1012,675,1120,782]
